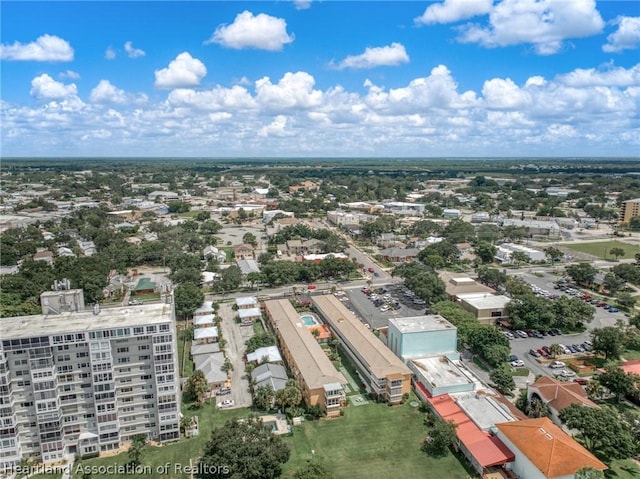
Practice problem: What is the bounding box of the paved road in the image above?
[217,302,254,409]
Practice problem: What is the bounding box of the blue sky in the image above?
[1,0,639,157]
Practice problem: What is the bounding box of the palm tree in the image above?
[549,343,564,359]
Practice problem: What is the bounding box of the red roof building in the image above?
[496,418,607,479]
[427,394,515,475]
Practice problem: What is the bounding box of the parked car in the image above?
[534,331,544,338]
[217,399,235,408]
[581,342,592,352]
[367,267,375,273]
[554,369,576,378]
[529,349,541,357]
[537,348,548,357]
[609,307,620,313]
[380,305,390,312]
[509,355,518,362]
[216,387,231,396]
[510,360,525,368]
[515,330,528,338]
[550,328,562,335]
[503,331,515,340]
[573,377,589,385]
[541,346,551,355]
[572,344,584,353]
[549,361,566,369]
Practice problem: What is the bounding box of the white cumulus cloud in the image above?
[415,0,493,25]
[90,80,128,104]
[154,52,207,89]
[124,41,146,58]
[458,0,605,55]
[335,43,410,70]
[59,70,80,80]
[557,63,640,87]
[255,71,322,110]
[603,16,640,53]
[206,11,294,51]
[30,74,77,99]
[294,0,312,10]
[258,115,295,137]
[0,34,74,62]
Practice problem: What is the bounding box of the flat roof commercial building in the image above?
[457,293,511,325]
[263,299,347,417]
[0,302,181,470]
[312,295,412,404]
[387,315,457,361]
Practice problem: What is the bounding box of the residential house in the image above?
[33,249,54,265]
[191,343,227,393]
[56,246,76,257]
[495,418,607,479]
[77,240,96,257]
[236,259,261,275]
[233,243,255,260]
[203,245,227,263]
[236,296,258,310]
[246,346,283,364]
[378,247,419,263]
[251,363,289,395]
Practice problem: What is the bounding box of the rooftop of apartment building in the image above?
[2,302,174,339]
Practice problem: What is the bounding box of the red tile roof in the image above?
[621,359,640,375]
[496,418,607,478]
[530,376,598,411]
[427,394,515,468]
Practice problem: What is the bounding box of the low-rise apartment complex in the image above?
[312,295,412,404]
[0,302,181,470]
[263,299,347,417]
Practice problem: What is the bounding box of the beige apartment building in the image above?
[619,198,640,224]
[312,295,412,404]
[0,301,181,470]
[263,299,347,417]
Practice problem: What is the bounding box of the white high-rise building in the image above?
[0,301,181,471]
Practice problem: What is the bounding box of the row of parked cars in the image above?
[503,328,563,340]
[528,340,593,359]
[554,283,620,312]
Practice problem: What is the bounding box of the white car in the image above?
[549,361,566,369]
[217,399,235,409]
[380,305,390,312]
[510,360,525,368]
[554,369,576,378]
[503,331,515,340]
[515,330,528,338]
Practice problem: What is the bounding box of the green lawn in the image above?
[73,399,470,479]
[280,400,471,479]
[608,458,640,479]
[563,241,640,260]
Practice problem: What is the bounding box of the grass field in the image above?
[609,459,640,479]
[563,241,640,260]
[72,399,469,479]
[280,400,471,479]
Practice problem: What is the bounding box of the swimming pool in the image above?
[300,314,319,326]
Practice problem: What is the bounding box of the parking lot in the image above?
[345,283,428,330]
[513,270,627,329]
[505,329,594,379]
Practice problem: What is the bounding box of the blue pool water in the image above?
[300,314,318,326]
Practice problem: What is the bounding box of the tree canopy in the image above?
[197,416,290,479]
